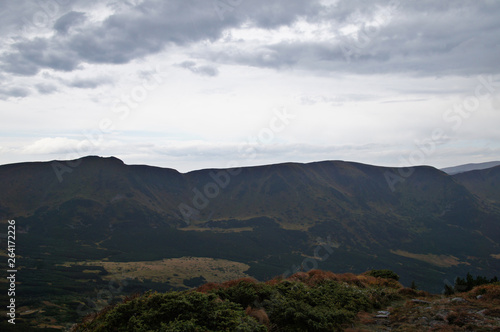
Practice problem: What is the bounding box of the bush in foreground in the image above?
[72,269,403,331]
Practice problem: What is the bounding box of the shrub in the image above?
[73,270,416,331]
[454,273,498,293]
[73,291,267,331]
[467,284,500,304]
[366,269,400,281]
[214,279,259,308]
[399,287,418,297]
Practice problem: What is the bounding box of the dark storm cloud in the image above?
[2,38,80,75]
[178,61,219,77]
[0,0,321,76]
[208,1,500,76]
[0,0,498,79]
[0,0,77,37]
[53,11,86,34]
[35,83,58,94]
[235,0,324,28]
[0,86,31,100]
[66,76,113,89]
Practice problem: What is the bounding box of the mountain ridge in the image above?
[441,161,500,175]
[1,156,499,299]
[1,155,500,328]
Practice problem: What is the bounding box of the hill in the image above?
[441,161,500,175]
[0,156,500,329]
[453,165,500,206]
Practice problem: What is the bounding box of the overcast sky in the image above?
[0,0,499,172]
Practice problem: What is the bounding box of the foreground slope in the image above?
[71,270,500,332]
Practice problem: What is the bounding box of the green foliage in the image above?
[262,280,371,331]
[74,291,266,332]
[75,273,401,332]
[367,269,400,281]
[214,280,259,308]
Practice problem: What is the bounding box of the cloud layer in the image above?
[0,0,499,170]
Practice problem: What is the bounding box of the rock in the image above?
[477,309,488,316]
[411,299,431,304]
[417,316,429,325]
[450,297,467,303]
[435,312,447,321]
[477,295,483,299]
[375,310,390,318]
[430,320,446,328]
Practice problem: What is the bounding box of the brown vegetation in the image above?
[196,277,258,293]
[245,306,270,328]
[286,269,404,289]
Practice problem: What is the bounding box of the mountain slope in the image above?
[453,165,500,206]
[1,156,500,328]
[2,156,493,249]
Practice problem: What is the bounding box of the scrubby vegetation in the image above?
[71,269,500,331]
[72,269,404,331]
[366,269,400,281]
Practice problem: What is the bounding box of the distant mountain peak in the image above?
[77,155,125,164]
[441,161,500,175]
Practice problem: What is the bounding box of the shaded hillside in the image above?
[1,156,499,281]
[0,156,185,224]
[1,156,489,235]
[453,165,500,206]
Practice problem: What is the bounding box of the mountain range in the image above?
[1,156,499,329]
[440,161,500,175]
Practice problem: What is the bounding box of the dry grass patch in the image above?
[391,249,466,268]
[178,225,254,233]
[61,257,250,288]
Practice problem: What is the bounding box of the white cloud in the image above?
[22,137,92,154]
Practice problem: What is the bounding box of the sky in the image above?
[0,0,499,172]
